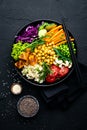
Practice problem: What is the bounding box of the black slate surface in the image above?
[0,0,87,130]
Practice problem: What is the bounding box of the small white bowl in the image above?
[10,83,22,95]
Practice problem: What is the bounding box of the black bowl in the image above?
[12,19,77,87]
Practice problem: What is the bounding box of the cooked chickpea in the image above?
[31,41,58,65]
[44,59,48,62]
[34,48,38,53]
[51,42,53,45]
[42,57,45,60]
[47,50,51,54]
[50,55,53,59]
[39,50,43,54]
[43,44,46,47]
[46,43,49,46]
[38,46,42,50]
[49,42,53,46]
[50,51,55,55]
[47,55,50,59]
[45,53,47,57]
[42,53,45,56]
[47,46,51,50]
[53,45,57,48]
[44,50,48,54]
[38,53,42,57]
[53,55,57,59]
[37,57,41,60]
[42,45,45,50]
[32,53,35,56]
[49,58,52,61]
[47,59,50,63]
[49,61,53,65]
[42,48,44,51]
[39,62,42,65]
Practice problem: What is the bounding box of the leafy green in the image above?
[39,22,57,31]
[39,62,51,81]
[39,22,49,30]
[11,41,30,60]
[45,23,57,31]
[27,38,45,51]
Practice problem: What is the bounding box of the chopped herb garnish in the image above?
[39,62,51,81]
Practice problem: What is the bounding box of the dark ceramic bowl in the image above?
[12,19,77,87]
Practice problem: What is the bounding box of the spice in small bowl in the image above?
[10,83,22,95]
[17,95,39,118]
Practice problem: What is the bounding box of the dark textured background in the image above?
[0,0,87,130]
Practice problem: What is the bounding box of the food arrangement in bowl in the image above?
[11,20,76,87]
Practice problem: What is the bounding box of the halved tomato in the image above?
[46,65,60,83]
[50,65,60,77]
[58,66,69,78]
[46,65,69,83]
[46,75,56,83]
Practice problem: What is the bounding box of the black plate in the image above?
[12,19,77,87]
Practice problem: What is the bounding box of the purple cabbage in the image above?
[16,25,40,43]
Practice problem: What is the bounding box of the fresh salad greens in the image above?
[11,41,30,60]
[39,22,57,31]
[39,62,51,81]
[39,22,49,30]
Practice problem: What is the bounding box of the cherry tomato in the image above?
[50,65,60,77]
[46,65,60,83]
[46,75,56,83]
[46,65,69,83]
[58,66,69,78]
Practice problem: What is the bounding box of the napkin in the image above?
[41,63,87,108]
[41,83,69,103]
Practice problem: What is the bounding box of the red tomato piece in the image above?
[46,75,56,83]
[46,65,69,83]
[58,66,69,78]
[46,65,60,83]
[50,65,60,77]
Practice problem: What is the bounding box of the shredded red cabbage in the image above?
[16,25,40,43]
